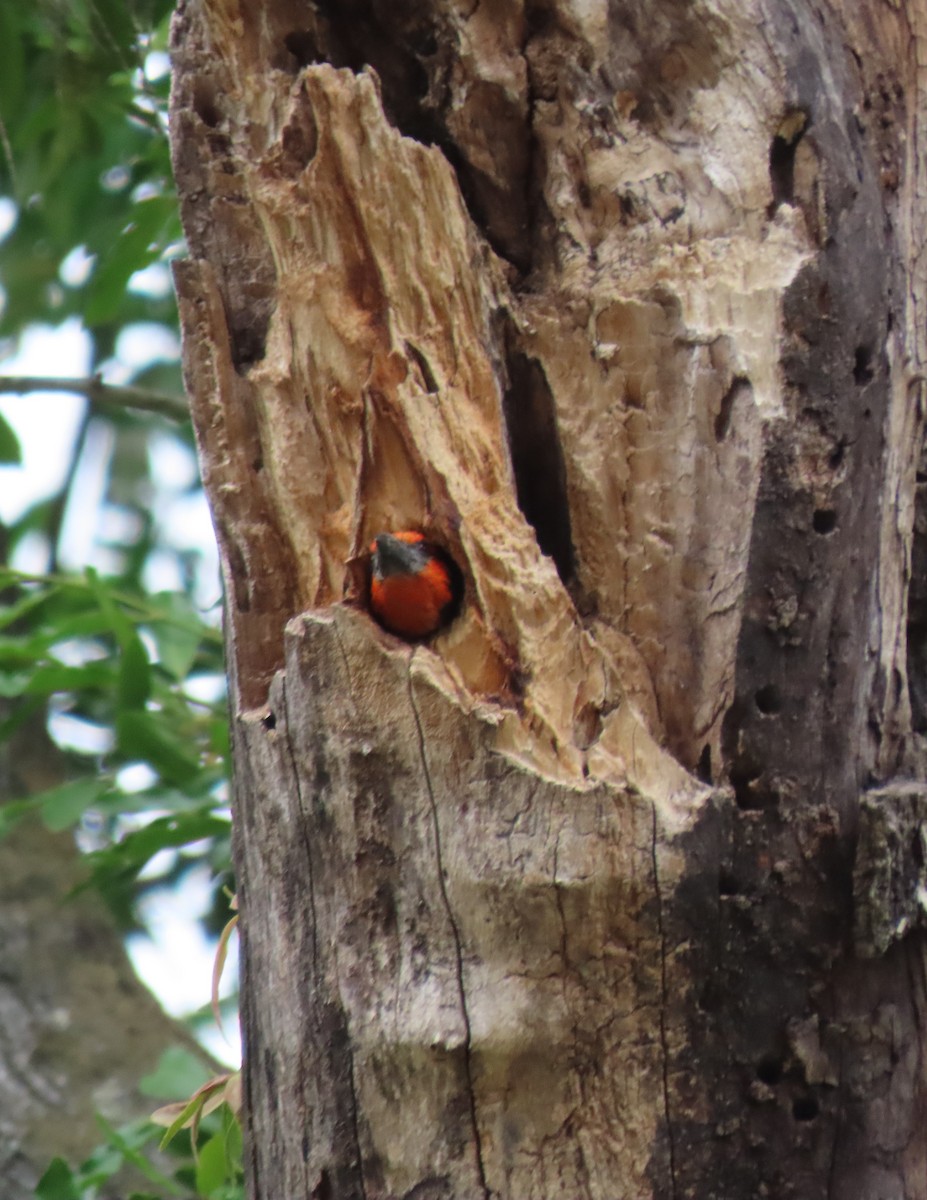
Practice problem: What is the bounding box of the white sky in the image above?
[0,319,89,523]
[129,863,241,1063]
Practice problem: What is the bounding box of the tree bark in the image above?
[170,0,927,1196]
[0,721,209,1199]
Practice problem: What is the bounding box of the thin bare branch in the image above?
[0,375,188,421]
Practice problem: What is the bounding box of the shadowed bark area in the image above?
[170,0,927,1196]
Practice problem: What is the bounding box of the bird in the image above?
[367,530,464,639]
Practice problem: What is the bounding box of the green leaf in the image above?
[118,633,152,710]
[140,1045,213,1100]
[0,6,25,122]
[25,661,116,695]
[0,585,56,632]
[0,797,37,837]
[158,1092,207,1152]
[83,566,137,648]
[195,1132,229,1196]
[93,1114,185,1195]
[82,810,231,897]
[75,1137,123,1189]
[149,593,202,681]
[39,777,110,832]
[222,1110,243,1170]
[0,694,45,745]
[209,716,231,761]
[35,1158,80,1200]
[116,709,201,784]
[43,609,128,644]
[120,784,219,814]
[0,635,37,666]
[0,411,22,464]
[0,670,31,697]
[84,195,178,325]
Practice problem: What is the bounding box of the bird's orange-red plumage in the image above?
[367,531,462,639]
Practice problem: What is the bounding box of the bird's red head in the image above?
[368,531,463,639]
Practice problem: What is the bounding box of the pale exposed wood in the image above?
[171,0,803,784]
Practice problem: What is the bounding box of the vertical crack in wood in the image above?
[650,802,677,1199]
[231,742,261,1200]
[901,940,927,1194]
[407,666,491,1198]
[825,993,844,1200]
[501,337,576,586]
[278,668,368,1199]
[342,1042,370,1200]
[550,834,595,1199]
[280,673,321,976]
[551,833,572,975]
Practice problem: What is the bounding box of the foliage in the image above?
[0,0,180,343]
[0,0,229,930]
[1,3,243,1196]
[35,1048,244,1200]
[0,565,231,926]
[0,0,191,593]
[151,1069,242,1158]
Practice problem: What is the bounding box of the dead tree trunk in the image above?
[170,1,927,1195]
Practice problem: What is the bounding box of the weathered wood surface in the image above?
[234,607,676,1196]
[170,0,927,1195]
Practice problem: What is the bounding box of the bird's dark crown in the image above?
[371,533,429,579]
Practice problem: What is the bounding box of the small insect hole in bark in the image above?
[853,344,875,385]
[812,509,837,535]
[792,1095,819,1122]
[754,684,783,715]
[193,80,222,128]
[731,763,777,811]
[718,870,740,897]
[755,1055,784,1085]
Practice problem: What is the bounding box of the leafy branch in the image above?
[0,568,224,644]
